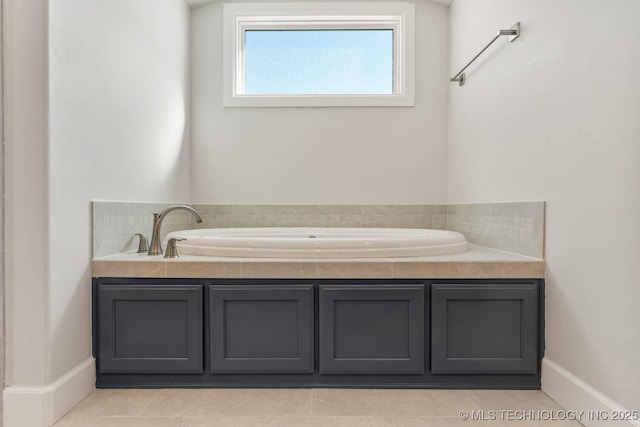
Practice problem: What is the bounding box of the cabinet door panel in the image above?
[98,284,203,373]
[319,285,425,374]
[431,284,538,374]
[210,285,314,373]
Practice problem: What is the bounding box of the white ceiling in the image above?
[185,0,454,9]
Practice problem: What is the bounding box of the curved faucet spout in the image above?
[148,205,203,256]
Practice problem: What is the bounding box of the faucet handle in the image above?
[164,238,186,259]
[134,233,149,253]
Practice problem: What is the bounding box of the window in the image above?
[244,29,394,95]
[223,2,415,107]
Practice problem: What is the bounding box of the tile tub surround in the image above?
[189,204,448,229]
[92,201,195,258]
[92,201,545,259]
[447,202,545,259]
[91,244,544,279]
[190,203,544,258]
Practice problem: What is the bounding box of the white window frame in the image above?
[223,2,415,107]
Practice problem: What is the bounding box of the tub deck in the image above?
[92,244,543,279]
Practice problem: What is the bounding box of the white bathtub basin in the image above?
[165,228,468,258]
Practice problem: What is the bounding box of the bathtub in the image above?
[165,227,468,258]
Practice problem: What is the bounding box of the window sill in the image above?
[223,94,415,108]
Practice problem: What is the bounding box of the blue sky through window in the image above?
[244,30,394,95]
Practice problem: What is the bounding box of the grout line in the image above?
[465,389,483,410]
[310,388,315,416]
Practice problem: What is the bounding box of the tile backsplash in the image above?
[92,201,193,258]
[447,202,545,259]
[92,201,545,259]
[190,204,448,229]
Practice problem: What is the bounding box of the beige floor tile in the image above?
[466,391,562,411]
[369,417,583,427]
[370,416,488,427]
[140,389,211,417]
[54,416,183,427]
[181,417,263,427]
[525,422,584,427]
[182,416,370,427]
[54,389,570,427]
[337,417,372,427]
[312,389,479,417]
[143,388,313,417]
[481,422,583,427]
[59,389,162,420]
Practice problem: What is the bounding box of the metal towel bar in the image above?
[450,22,520,86]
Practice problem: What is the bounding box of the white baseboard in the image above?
[3,357,95,427]
[542,358,639,427]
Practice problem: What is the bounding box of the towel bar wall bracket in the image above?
[450,22,520,87]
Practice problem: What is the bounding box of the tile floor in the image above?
[53,389,581,427]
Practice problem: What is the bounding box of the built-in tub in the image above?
[165,228,468,258]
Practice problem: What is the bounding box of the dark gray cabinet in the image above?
[319,284,425,374]
[97,284,203,373]
[94,278,543,388]
[209,285,314,373]
[431,283,538,374]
